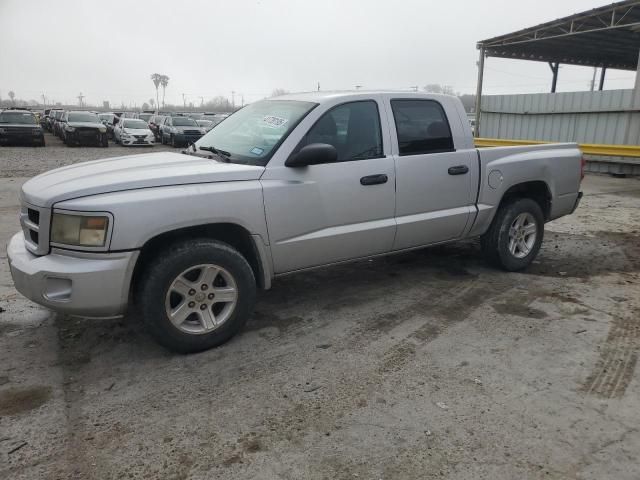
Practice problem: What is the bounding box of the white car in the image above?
[114,119,155,146]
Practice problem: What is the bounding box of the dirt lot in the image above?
[1,133,639,479]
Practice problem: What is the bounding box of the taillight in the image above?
[580,155,586,181]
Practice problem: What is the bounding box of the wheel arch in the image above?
[499,180,552,221]
[129,223,271,303]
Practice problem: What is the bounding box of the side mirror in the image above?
[285,143,337,167]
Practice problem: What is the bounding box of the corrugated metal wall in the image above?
[481,89,640,144]
[480,89,640,174]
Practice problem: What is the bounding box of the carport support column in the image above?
[474,46,485,138]
[549,62,560,93]
[598,67,607,91]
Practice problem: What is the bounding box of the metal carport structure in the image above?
[475,0,640,138]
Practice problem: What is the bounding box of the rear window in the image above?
[391,99,454,155]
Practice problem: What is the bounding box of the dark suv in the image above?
[159,115,205,147]
[0,110,45,146]
[61,111,108,147]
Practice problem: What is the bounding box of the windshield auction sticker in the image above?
[262,115,288,128]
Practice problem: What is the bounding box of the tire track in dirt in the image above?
[581,309,640,398]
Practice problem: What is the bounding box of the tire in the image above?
[135,238,256,353]
[480,197,544,271]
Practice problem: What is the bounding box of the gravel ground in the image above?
[0,137,639,479]
[0,131,176,177]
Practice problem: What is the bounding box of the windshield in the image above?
[172,117,198,126]
[99,114,114,122]
[138,113,153,121]
[197,120,213,127]
[0,111,36,124]
[68,112,100,123]
[123,119,149,129]
[54,111,64,120]
[194,100,316,166]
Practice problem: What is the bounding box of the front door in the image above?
[262,99,397,273]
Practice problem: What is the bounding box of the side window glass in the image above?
[302,101,383,162]
[391,100,454,156]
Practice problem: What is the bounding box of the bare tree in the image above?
[150,74,162,110]
[8,91,15,105]
[423,84,456,96]
[160,75,170,108]
[270,88,289,97]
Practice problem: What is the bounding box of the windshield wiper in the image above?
[199,145,232,162]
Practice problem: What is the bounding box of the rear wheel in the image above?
[136,239,256,353]
[481,197,544,271]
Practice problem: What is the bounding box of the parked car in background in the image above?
[113,118,155,146]
[62,111,108,147]
[159,115,206,147]
[202,112,229,127]
[39,109,50,129]
[148,114,167,141]
[0,109,45,146]
[53,110,67,138]
[6,92,584,353]
[136,112,153,123]
[98,113,118,139]
[196,119,214,132]
[46,109,62,132]
[188,112,204,120]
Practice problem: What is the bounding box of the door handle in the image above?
[360,174,388,186]
[448,165,469,175]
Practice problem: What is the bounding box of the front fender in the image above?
[53,181,269,251]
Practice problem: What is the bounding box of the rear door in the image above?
[388,97,477,250]
[262,98,397,273]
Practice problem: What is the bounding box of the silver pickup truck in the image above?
[7,92,583,353]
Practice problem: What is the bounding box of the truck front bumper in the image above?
[7,232,139,318]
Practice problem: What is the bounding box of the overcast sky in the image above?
[0,0,636,107]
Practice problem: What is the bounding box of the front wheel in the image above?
[136,239,256,353]
[481,197,544,271]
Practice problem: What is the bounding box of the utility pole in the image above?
[317,82,320,91]
[241,94,244,107]
[199,96,204,108]
[41,93,46,106]
[231,91,236,108]
[77,92,85,107]
[182,93,187,109]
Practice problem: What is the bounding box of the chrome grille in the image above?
[20,203,50,255]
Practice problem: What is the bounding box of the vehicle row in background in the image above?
[15,107,231,148]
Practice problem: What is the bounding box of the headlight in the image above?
[65,126,75,132]
[98,127,106,133]
[51,213,109,247]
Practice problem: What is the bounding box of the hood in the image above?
[21,152,265,207]
[67,121,104,129]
